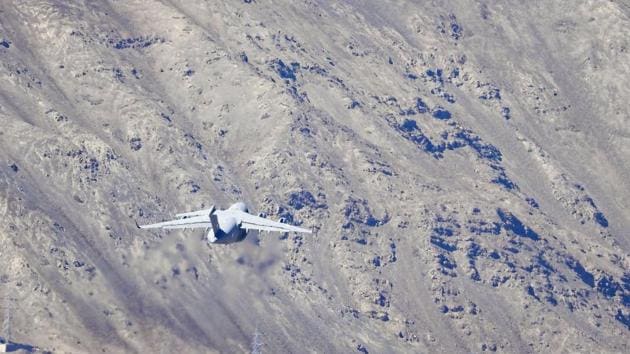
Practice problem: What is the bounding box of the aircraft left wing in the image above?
[176,205,215,218]
[234,211,312,234]
[138,214,211,230]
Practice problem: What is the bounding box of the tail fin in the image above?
[208,206,219,234]
[206,206,220,244]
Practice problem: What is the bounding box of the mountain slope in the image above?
[0,1,628,352]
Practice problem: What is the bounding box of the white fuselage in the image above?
[207,202,248,244]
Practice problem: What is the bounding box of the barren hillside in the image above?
[0,1,629,353]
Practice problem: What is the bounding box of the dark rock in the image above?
[400,119,418,132]
[357,344,369,354]
[130,137,142,151]
[597,275,621,298]
[110,36,163,49]
[432,108,451,120]
[615,309,630,329]
[287,190,326,210]
[593,212,608,228]
[273,59,299,81]
[565,259,594,287]
[496,209,540,240]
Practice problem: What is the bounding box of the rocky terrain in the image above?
[0,0,629,353]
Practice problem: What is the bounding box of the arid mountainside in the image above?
[0,1,629,353]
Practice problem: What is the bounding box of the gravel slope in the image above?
[0,1,628,353]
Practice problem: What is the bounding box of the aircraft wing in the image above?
[241,224,288,232]
[138,214,211,230]
[175,206,215,218]
[235,211,312,234]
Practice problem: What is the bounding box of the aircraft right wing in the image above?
[234,211,312,234]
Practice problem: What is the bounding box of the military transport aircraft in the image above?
[138,202,311,244]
